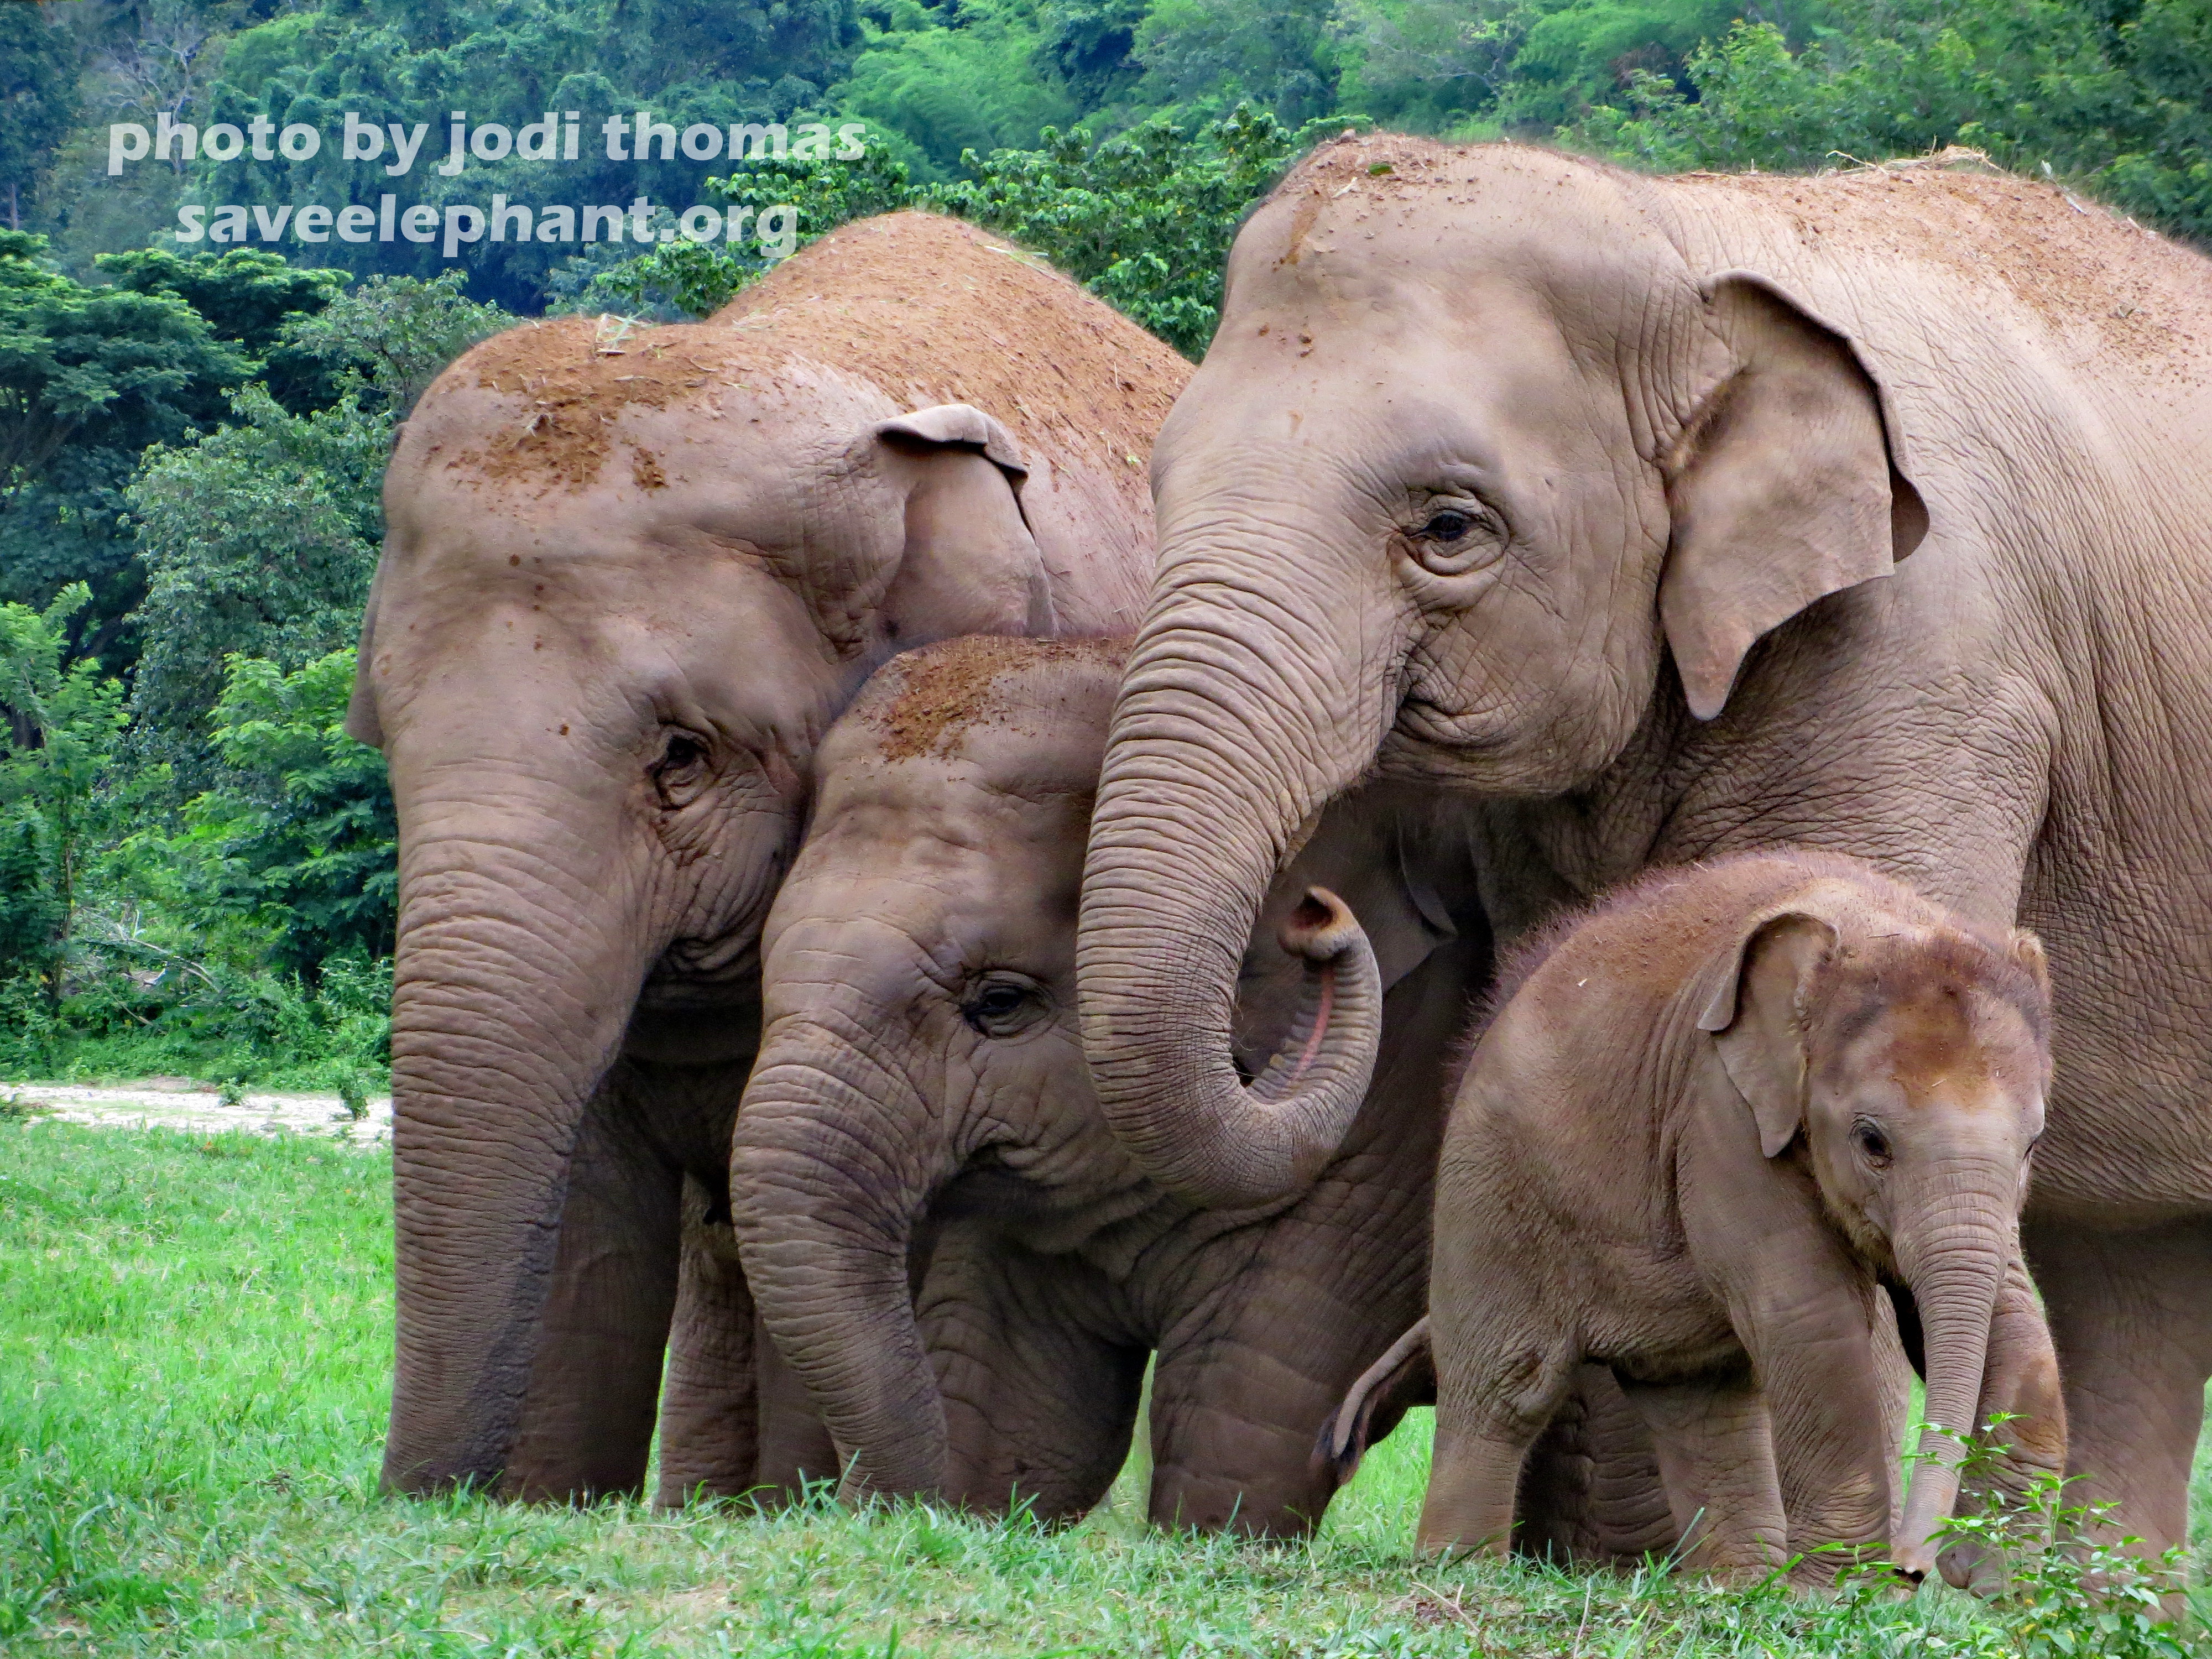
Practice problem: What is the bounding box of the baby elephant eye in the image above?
[1418,510,1474,543]
[1852,1120,1893,1166]
[962,974,1046,1038]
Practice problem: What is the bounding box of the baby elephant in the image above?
[731,634,1486,1533]
[1411,851,2064,1585]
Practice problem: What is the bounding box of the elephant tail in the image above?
[1313,1317,1434,1486]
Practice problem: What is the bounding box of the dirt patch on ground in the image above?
[1,1079,390,1144]
[862,634,1126,761]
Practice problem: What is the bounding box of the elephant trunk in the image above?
[1079,601,1391,1209]
[380,791,651,1496]
[732,1025,949,1500]
[1890,1179,2015,1579]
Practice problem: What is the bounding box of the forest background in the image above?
[2,0,2208,1087]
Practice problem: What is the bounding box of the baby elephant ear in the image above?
[1697,911,1837,1158]
[1659,273,1928,722]
[874,403,1028,483]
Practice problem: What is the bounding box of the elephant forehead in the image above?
[1231,136,1668,337]
[1822,979,2043,1110]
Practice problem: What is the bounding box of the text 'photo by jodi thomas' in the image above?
[103,110,860,259]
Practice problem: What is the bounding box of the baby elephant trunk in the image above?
[732,1026,951,1501]
[1890,1184,2016,1580]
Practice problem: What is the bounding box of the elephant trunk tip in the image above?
[1127,888,1383,1211]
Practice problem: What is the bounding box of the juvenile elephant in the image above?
[1386,853,2063,1584]
[1077,138,2212,1553]
[349,211,1190,1503]
[730,635,1488,1532]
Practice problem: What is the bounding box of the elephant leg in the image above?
[919,1224,1147,1525]
[1143,1187,1434,1537]
[1617,1368,1787,1583]
[504,1073,682,1503]
[2023,1214,2212,1559]
[1937,1254,2069,1594]
[753,1306,843,1503]
[653,1177,759,1507]
[1514,1366,1678,1568]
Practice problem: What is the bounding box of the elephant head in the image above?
[354,213,1178,1498]
[1078,137,1927,1206]
[731,635,1452,1505]
[1697,885,2052,1577]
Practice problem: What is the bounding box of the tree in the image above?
[0,2,80,234]
[1571,2,2212,246]
[0,583,128,998]
[197,647,395,980]
[124,385,387,767]
[940,105,1342,354]
[0,231,252,669]
[277,269,510,416]
[98,246,350,414]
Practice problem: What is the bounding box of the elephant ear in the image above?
[1696,905,1840,1159]
[344,559,386,749]
[1659,273,1929,722]
[873,403,1055,643]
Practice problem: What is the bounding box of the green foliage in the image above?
[0,4,79,234]
[1132,0,1343,124]
[1929,1459,2194,1659]
[941,105,1344,355]
[579,103,1332,354]
[838,0,1079,177]
[144,0,864,311]
[275,269,512,417]
[0,231,253,666]
[200,649,395,980]
[0,585,128,997]
[566,144,923,317]
[95,247,351,413]
[125,386,387,765]
[1569,3,2212,244]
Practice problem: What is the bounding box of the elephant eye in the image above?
[962,974,1047,1038]
[651,729,714,808]
[1852,1120,1893,1167]
[1405,499,1502,577]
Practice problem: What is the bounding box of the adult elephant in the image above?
[1077,137,2212,1558]
[351,211,1189,1502]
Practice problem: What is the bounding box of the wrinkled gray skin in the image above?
[349,211,1186,1503]
[1077,137,2212,1559]
[731,636,1486,1532]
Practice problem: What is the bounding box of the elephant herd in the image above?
[348,136,2212,1588]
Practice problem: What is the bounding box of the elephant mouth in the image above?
[638,936,764,1005]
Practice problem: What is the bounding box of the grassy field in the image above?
[1,1119,2204,1657]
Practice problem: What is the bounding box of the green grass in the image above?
[1,1121,2204,1657]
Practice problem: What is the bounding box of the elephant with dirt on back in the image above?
[1326,852,2066,1588]
[348,210,1190,1505]
[730,633,1486,1531]
[1077,137,2212,1563]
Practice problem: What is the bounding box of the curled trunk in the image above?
[1078,612,1391,1208]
